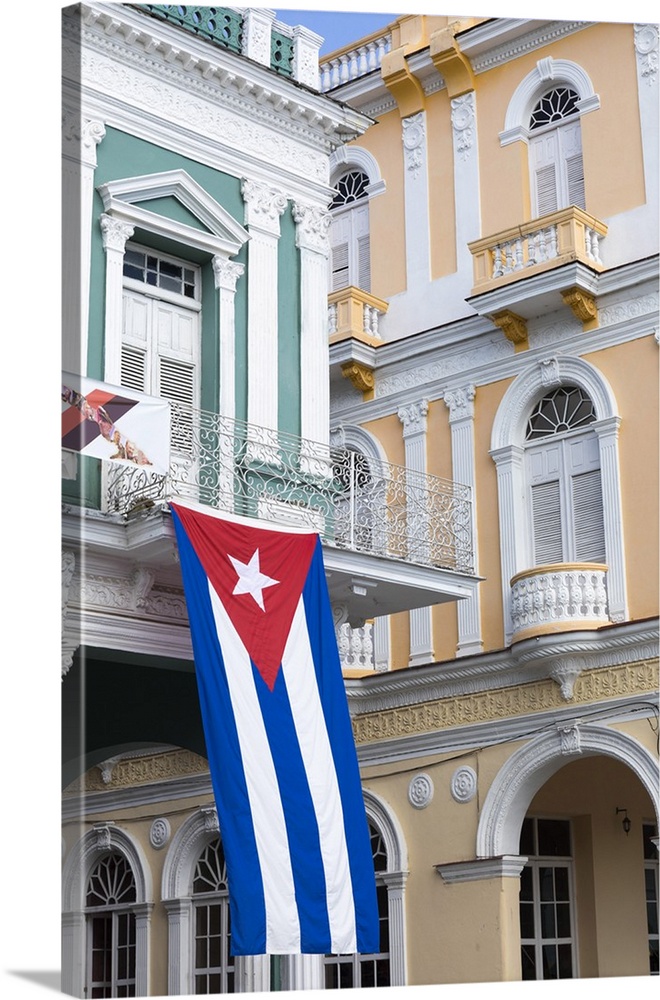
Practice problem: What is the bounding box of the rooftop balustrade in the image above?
[106,404,474,575]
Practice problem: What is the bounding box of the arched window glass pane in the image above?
[331,170,369,209]
[86,853,137,907]
[526,386,596,441]
[193,839,229,894]
[192,838,234,994]
[530,88,580,130]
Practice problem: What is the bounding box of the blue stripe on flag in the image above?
[302,540,381,955]
[255,667,333,952]
[172,510,268,954]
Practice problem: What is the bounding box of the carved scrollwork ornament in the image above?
[408,772,434,809]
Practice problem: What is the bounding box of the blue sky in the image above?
[274,9,401,55]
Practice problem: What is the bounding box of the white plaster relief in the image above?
[150,818,172,850]
[450,766,477,803]
[635,23,659,86]
[72,43,328,183]
[402,113,425,178]
[451,93,475,160]
[408,773,434,809]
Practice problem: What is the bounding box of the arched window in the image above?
[524,384,605,565]
[528,86,585,215]
[191,837,234,994]
[85,852,138,998]
[329,169,371,292]
[324,821,391,989]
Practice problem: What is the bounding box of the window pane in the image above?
[554,866,570,901]
[557,902,572,938]
[557,943,573,978]
[520,817,535,856]
[521,944,536,980]
[538,819,571,857]
[520,901,535,939]
[540,902,556,939]
[542,944,558,979]
[539,867,555,901]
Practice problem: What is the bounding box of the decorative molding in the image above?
[444,384,475,423]
[99,214,134,253]
[561,286,598,326]
[402,113,425,178]
[292,201,331,256]
[466,21,591,76]
[490,309,528,346]
[557,720,582,755]
[451,93,476,160]
[150,818,172,850]
[65,748,209,793]
[397,399,429,438]
[242,178,288,233]
[341,360,375,394]
[352,660,659,745]
[450,766,477,803]
[408,773,434,809]
[436,855,527,883]
[500,55,600,146]
[634,23,659,86]
[61,111,106,167]
[212,257,244,292]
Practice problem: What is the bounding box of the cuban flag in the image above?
[170,500,380,956]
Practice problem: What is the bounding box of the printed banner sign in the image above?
[61,372,171,475]
[170,501,380,957]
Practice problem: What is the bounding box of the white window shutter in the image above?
[530,133,559,216]
[120,346,147,392]
[571,469,606,562]
[566,155,585,209]
[357,235,371,293]
[531,479,564,563]
[331,242,350,291]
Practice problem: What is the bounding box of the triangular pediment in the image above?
[97,169,249,257]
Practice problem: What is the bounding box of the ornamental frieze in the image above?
[65,748,209,793]
[352,660,659,744]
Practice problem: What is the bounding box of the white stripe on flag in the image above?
[281,598,358,955]
[207,581,301,953]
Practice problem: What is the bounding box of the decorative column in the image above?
[293,201,332,452]
[450,92,481,279]
[212,257,244,422]
[281,954,324,991]
[62,112,106,375]
[61,911,85,998]
[398,400,433,666]
[163,898,192,996]
[382,871,408,986]
[444,385,483,656]
[134,902,153,997]
[100,214,134,384]
[241,180,287,445]
[236,955,270,993]
[402,112,431,291]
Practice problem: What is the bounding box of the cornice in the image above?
[63,3,370,194]
[346,619,659,716]
[329,263,659,423]
[458,20,593,75]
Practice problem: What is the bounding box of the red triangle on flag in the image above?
[171,504,318,690]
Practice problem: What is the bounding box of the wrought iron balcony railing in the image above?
[106,404,474,574]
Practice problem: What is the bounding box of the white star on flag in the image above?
[228,549,280,611]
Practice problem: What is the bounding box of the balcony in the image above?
[101,405,477,625]
[467,207,608,339]
[510,563,610,645]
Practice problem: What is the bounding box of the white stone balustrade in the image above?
[319,34,392,91]
[510,563,610,644]
[336,621,375,670]
[469,206,608,292]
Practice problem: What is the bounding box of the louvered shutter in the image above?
[354,203,371,292]
[357,235,371,292]
[331,242,350,291]
[155,301,198,455]
[572,470,606,562]
[121,289,150,391]
[531,479,564,563]
[530,132,559,216]
[560,120,585,209]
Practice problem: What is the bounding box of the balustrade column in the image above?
[402,112,431,290]
[398,400,434,666]
[100,214,135,383]
[444,385,483,656]
[62,111,106,375]
[293,201,332,450]
[242,180,287,440]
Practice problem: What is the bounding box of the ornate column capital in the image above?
[242,179,288,234]
[444,384,475,423]
[62,111,106,167]
[212,256,244,292]
[397,399,429,438]
[634,23,658,86]
[100,214,134,253]
[292,201,331,255]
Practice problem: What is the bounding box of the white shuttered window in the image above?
[330,170,371,292]
[528,88,585,216]
[525,386,605,564]
[121,246,201,453]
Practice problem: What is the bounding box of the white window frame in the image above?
[62,826,153,998]
[499,58,599,219]
[519,817,578,981]
[328,148,385,295]
[644,821,660,975]
[97,169,249,389]
[86,888,138,997]
[490,356,627,644]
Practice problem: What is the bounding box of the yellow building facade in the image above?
[61,9,659,995]
[325,11,659,987]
